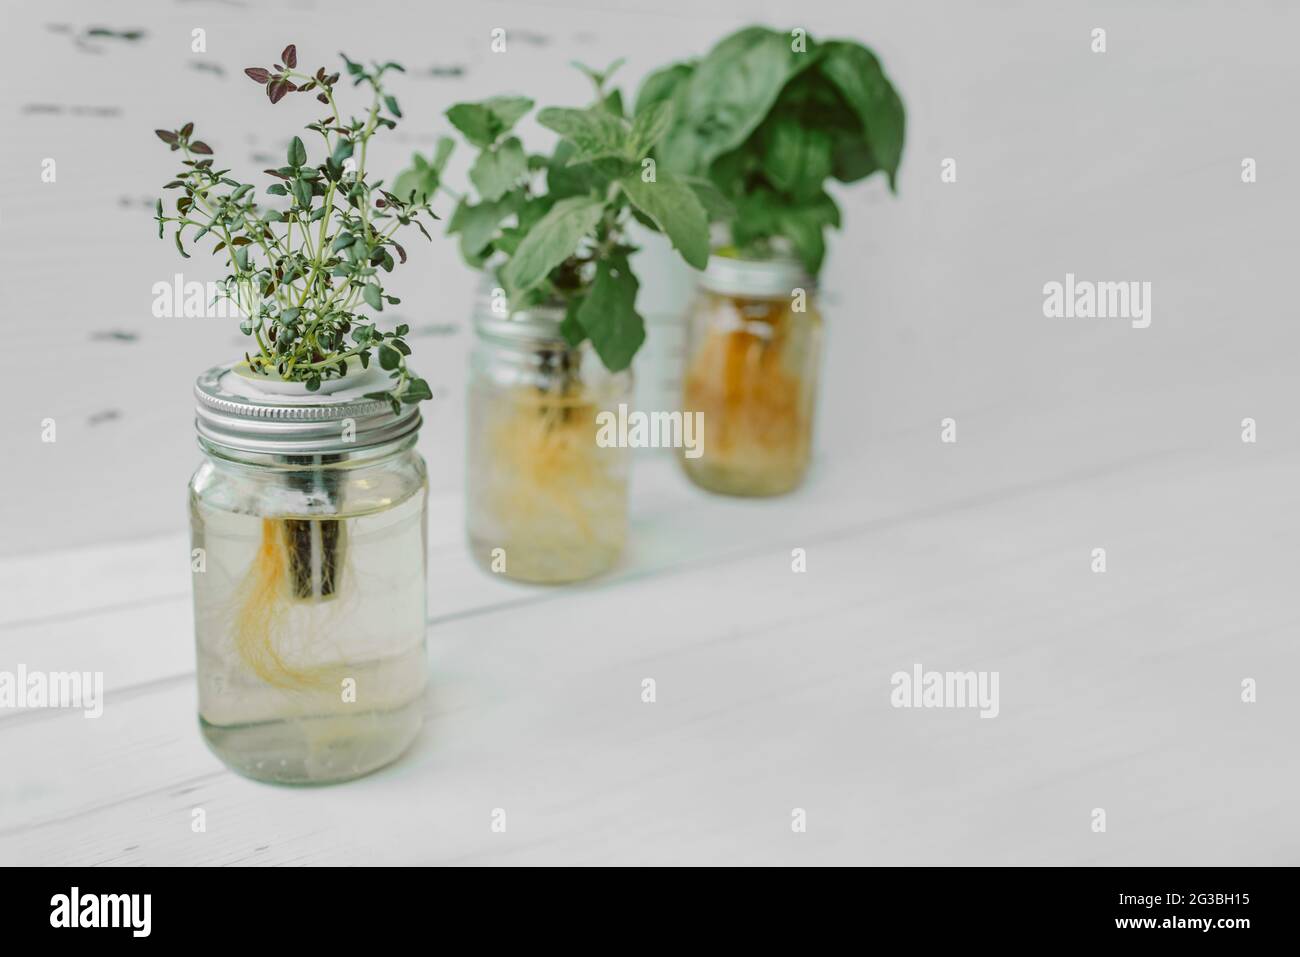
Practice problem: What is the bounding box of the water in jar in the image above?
[466,380,629,583]
[190,489,427,784]
[681,290,822,496]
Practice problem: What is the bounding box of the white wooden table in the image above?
[3,413,1297,865]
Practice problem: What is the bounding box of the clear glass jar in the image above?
[190,365,428,785]
[466,297,633,583]
[680,256,822,496]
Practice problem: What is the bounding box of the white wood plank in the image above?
[3,444,1297,864]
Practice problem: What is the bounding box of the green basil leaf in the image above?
[779,206,827,275]
[817,41,905,190]
[659,27,808,174]
[633,62,693,119]
[760,117,832,200]
[682,175,735,223]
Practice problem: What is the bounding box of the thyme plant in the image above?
[154,44,436,412]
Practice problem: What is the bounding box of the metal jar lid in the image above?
[699,253,815,299]
[194,363,421,455]
[472,283,568,345]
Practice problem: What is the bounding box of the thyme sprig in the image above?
[154,43,436,412]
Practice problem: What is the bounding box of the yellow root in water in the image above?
[485,391,619,547]
[684,305,809,471]
[232,518,331,690]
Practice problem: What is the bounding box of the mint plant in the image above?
[636,26,905,274]
[396,61,717,372]
[154,43,437,412]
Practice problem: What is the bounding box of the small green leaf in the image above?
[575,256,644,372]
[447,193,521,261]
[560,295,587,348]
[536,106,629,164]
[401,377,432,403]
[571,57,625,93]
[618,173,709,269]
[446,96,534,148]
[288,135,307,167]
[500,195,604,297]
[683,176,734,222]
[626,100,673,159]
[469,136,527,202]
[363,284,384,311]
[377,343,400,370]
[384,94,402,118]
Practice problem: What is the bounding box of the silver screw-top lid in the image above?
[471,279,568,345]
[194,362,421,455]
[699,253,815,299]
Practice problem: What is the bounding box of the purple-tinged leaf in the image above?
[244,67,271,84]
[189,141,213,155]
[155,129,179,145]
[281,44,297,68]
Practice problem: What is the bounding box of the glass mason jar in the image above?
[466,293,633,584]
[680,255,822,496]
[190,364,428,785]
